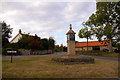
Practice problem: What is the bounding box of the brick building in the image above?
[75,41,109,51]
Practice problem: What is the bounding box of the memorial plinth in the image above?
[51,24,94,65]
[66,24,76,56]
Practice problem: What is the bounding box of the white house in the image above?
[10,29,24,43]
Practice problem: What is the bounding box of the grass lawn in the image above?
[76,51,118,58]
[2,55,118,78]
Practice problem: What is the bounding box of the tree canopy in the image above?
[10,34,55,51]
[84,2,120,52]
[48,37,55,50]
[78,23,93,51]
[1,21,13,47]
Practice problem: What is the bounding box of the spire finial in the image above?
[70,24,72,29]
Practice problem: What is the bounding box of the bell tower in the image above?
[66,24,76,55]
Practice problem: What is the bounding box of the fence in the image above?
[18,49,52,55]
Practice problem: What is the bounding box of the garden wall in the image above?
[18,49,52,55]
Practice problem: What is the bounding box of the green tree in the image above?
[85,2,120,52]
[17,34,32,49]
[60,44,63,52]
[63,46,67,52]
[78,23,93,52]
[48,37,55,52]
[1,21,13,48]
[17,34,55,51]
[17,34,41,50]
[40,38,49,50]
[54,46,60,52]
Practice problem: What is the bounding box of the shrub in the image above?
[2,48,7,55]
[52,57,94,65]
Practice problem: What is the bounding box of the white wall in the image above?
[10,33,22,43]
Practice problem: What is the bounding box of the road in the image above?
[2,52,119,61]
[2,52,67,60]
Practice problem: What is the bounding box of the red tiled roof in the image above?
[75,41,108,48]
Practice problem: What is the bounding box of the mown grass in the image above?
[76,51,118,58]
[2,55,118,78]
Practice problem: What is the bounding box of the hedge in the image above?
[52,57,94,65]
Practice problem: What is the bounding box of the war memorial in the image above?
[52,24,94,65]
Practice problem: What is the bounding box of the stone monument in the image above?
[66,24,76,56]
[51,24,94,65]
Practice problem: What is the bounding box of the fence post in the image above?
[11,53,13,63]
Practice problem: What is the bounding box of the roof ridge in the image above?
[77,41,108,43]
[75,41,108,47]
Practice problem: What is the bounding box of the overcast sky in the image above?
[1,1,98,46]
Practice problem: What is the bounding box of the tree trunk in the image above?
[87,37,88,52]
[108,39,113,52]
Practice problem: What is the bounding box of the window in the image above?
[70,34,75,41]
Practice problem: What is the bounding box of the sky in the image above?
[0,0,98,46]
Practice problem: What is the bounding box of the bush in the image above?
[2,48,7,55]
[52,57,94,65]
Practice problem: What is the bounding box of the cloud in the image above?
[62,2,96,23]
[0,2,96,46]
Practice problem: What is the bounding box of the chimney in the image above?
[19,29,21,34]
[35,34,37,36]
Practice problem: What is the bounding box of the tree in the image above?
[63,46,67,52]
[48,37,55,52]
[1,21,13,48]
[60,44,63,52]
[40,38,49,50]
[30,35,41,50]
[17,34,32,49]
[17,34,56,51]
[54,45,60,52]
[85,2,120,52]
[17,34,41,50]
[29,37,40,50]
[78,23,93,52]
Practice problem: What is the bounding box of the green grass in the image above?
[2,55,118,78]
[76,51,118,58]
